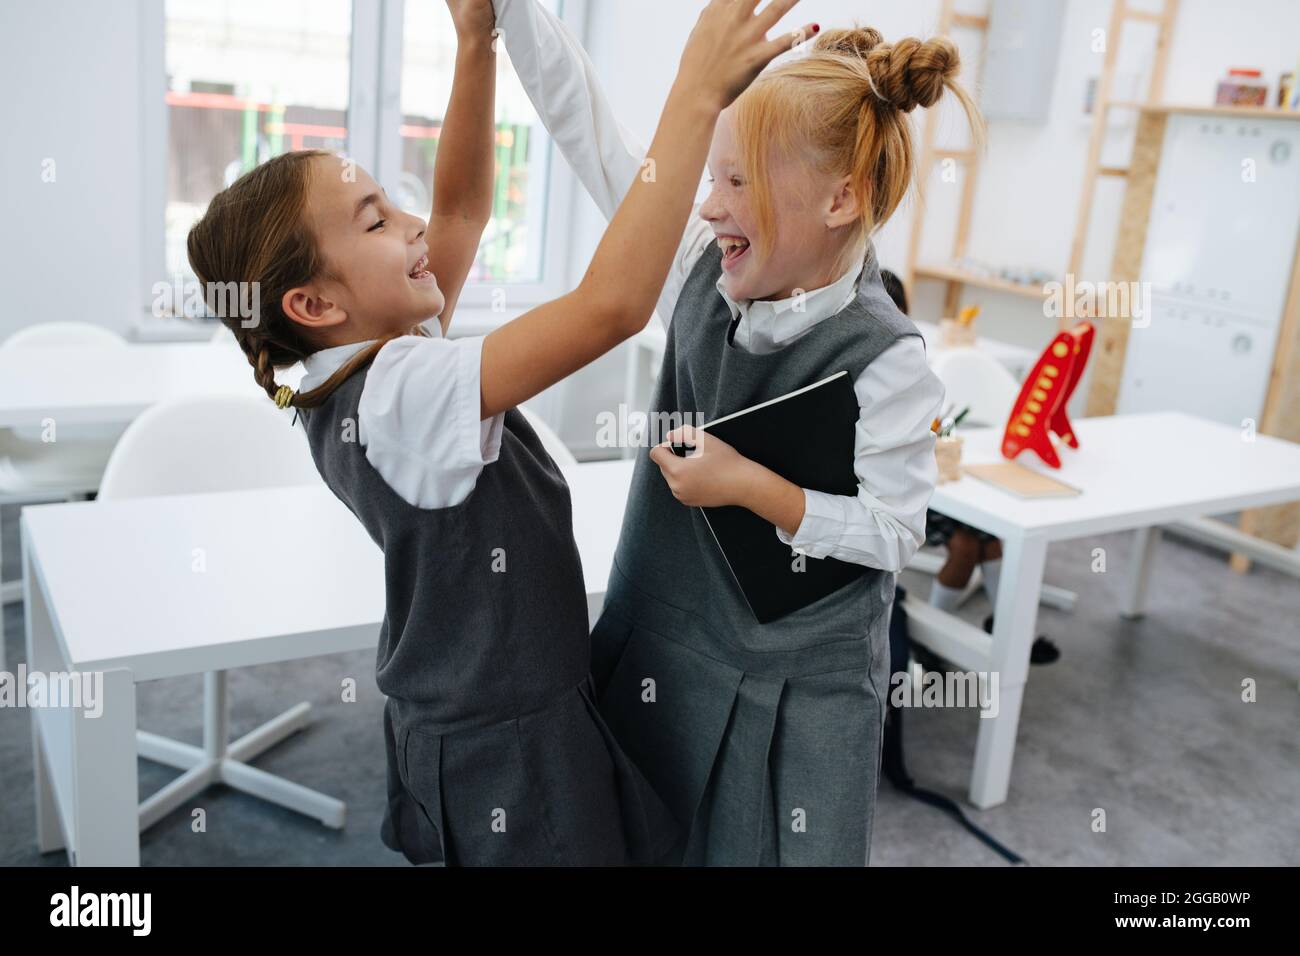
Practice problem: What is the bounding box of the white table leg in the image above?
[24,532,65,853]
[31,716,65,853]
[71,667,138,866]
[24,530,139,865]
[1121,525,1160,620]
[970,533,1047,810]
[1,512,21,613]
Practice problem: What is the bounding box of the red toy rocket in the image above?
[1001,321,1095,469]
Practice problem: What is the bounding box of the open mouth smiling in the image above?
[717,234,751,270]
[408,254,432,282]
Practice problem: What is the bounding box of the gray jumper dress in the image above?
[302,365,679,866]
[590,242,921,866]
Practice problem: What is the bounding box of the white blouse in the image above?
[495,0,946,572]
[298,318,506,511]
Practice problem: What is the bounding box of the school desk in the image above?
[19,460,631,866]
[0,341,304,628]
[0,342,280,430]
[915,411,1300,810]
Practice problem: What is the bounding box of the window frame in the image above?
[142,0,586,320]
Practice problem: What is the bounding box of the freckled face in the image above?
[304,155,444,341]
[698,109,853,302]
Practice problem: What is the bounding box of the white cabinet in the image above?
[1118,113,1300,427]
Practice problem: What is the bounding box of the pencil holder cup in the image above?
[935,435,964,484]
[939,318,978,349]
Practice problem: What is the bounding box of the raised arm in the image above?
[479,0,811,418]
[426,0,499,332]
[493,0,717,326]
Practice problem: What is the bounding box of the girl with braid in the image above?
[185,0,813,865]
[495,0,982,865]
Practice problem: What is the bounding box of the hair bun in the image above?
[865,36,961,113]
[811,25,884,59]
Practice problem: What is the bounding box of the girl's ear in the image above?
[825,175,860,230]
[282,284,348,334]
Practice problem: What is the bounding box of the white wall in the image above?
[552,0,1300,455]
[0,0,160,344]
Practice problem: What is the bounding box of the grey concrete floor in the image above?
[1,502,1297,866]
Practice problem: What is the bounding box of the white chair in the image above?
[5,320,126,350]
[96,394,345,834]
[0,322,128,607]
[929,348,1020,430]
[520,404,578,467]
[914,347,1078,613]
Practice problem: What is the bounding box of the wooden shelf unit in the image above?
[912,264,1054,301]
[906,0,1183,318]
[903,0,991,317]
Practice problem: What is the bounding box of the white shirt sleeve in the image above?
[776,336,946,572]
[357,334,505,510]
[494,0,710,327]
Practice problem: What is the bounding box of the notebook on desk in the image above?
[684,371,866,624]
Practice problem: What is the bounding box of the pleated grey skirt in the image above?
[380,676,680,866]
[590,564,893,867]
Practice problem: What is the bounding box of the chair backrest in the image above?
[519,405,577,468]
[0,322,129,445]
[98,394,321,501]
[931,348,1021,430]
[2,321,126,350]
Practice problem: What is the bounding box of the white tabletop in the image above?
[0,343,300,428]
[930,411,1300,541]
[21,460,633,681]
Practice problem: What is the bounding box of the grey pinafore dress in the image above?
[302,365,679,866]
[590,242,921,866]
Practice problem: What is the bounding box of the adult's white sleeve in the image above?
[493,0,711,326]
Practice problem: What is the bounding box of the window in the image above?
[163,0,353,292]
[154,0,577,317]
[400,0,559,287]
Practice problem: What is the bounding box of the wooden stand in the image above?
[904,0,997,313]
[906,0,1179,317]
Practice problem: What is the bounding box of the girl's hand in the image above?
[445,0,495,39]
[649,426,758,508]
[674,0,817,113]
